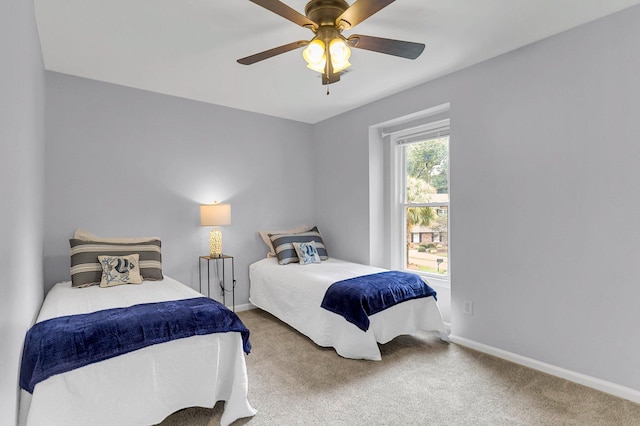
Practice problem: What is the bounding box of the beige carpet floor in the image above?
[159,309,640,425]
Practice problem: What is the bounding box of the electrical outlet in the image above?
[463,300,473,315]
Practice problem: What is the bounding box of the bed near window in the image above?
[18,276,257,426]
[249,257,449,361]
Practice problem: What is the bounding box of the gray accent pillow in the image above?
[70,239,163,287]
[258,225,309,258]
[268,227,328,265]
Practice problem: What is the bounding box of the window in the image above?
[390,118,450,278]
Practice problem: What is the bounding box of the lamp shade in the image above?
[200,203,231,226]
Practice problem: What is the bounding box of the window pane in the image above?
[405,137,449,203]
[406,206,448,275]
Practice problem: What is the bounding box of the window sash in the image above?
[393,124,450,279]
[388,111,450,280]
[402,202,449,208]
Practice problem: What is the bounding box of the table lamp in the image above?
[200,202,231,257]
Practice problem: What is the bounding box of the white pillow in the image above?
[258,225,309,258]
[74,228,160,244]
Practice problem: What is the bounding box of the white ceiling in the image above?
[34,0,640,124]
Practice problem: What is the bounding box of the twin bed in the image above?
[19,276,256,426]
[19,230,256,426]
[250,258,449,361]
[19,227,448,425]
[250,226,449,361]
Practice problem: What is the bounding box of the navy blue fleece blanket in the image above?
[320,271,437,332]
[20,297,250,393]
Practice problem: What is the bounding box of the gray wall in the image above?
[45,72,315,305]
[7,4,639,420]
[313,5,640,391]
[0,0,45,423]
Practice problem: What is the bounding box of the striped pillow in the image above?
[269,227,328,265]
[70,239,163,288]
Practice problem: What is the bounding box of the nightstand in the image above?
[198,254,236,311]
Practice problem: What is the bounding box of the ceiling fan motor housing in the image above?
[305,0,349,28]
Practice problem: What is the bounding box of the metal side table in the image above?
[198,254,236,311]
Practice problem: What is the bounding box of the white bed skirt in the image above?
[19,333,255,426]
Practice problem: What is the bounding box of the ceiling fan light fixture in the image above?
[240,0,425,87]
[303,39,326,73]
[329,38,351,72]
[306,59,327,73]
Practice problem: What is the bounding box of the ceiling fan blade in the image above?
[237,40,309,65]
[336,0,395,30]
[249,0,318,29]
[347,34,425,59]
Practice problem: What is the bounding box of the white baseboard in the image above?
[234,303,255,312]
[230,308,638,403]
[449,334,640,404]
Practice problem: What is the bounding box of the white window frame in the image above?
[390,118,450,283]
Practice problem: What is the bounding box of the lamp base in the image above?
[209,228,223,257]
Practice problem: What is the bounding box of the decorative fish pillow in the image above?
[98,254,143,287]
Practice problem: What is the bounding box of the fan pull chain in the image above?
[325,58,330,95]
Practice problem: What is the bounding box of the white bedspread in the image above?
[19,276,256,426]
[249,258,449,361]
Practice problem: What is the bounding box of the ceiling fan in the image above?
[237,0,426,86]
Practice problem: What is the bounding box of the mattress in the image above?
[19,276,256,426]
[249,257,449,360]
